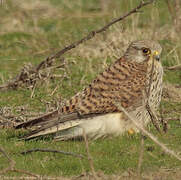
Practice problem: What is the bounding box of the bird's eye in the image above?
[142,48,151,55]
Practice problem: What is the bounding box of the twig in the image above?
[50,85,58,96]
[0,147,39,177]
[9,169,39,177]
[0,147,15,166]
[20,148,84,158]
[114,102,181,161]
[0,0,155,90]
[163,117,181,121]
[166,64,181,71]
[83,130,98,180]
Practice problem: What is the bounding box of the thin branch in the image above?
[20,148,84,158]
[0,147,15,172]
[114,102,181,162]
[163,117,181,121]
[0,0,155,90]
[9,169,39,178]
[0,147,39,177]
[166,64,181,71]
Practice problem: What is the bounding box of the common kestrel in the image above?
[16,40,163,140]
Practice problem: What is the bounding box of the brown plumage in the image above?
[15,40,163,140]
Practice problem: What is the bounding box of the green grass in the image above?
[1,120,181,177]
[0,0,181,178]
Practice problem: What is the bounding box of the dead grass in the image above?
[162,83,181,102]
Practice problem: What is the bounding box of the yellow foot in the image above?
[128,128,135,135]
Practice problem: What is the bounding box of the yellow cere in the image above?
[154,51,159,55]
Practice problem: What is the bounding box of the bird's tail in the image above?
[15,110,59,129]
[23,119,82,140]
[16,110,86,140]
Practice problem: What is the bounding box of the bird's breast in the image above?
[147,64,163,109]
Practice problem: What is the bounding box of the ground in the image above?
[0,0,181,179]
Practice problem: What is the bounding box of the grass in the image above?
[0,0,181,178]
[1,121,181,177]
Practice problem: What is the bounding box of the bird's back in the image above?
[62,57,147,114]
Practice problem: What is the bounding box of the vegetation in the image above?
[0,0,180,178]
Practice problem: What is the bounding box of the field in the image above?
[0,0,181,179]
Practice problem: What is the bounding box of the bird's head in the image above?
[124,40,162,64]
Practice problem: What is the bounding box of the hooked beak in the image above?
[153,51,160,61]
[155,55,160,61]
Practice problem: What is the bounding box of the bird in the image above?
[15,40,163,140]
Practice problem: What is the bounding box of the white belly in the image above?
[55,112,137,140]
[76,112,138,140]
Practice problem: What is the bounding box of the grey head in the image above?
[124,40,162,63]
